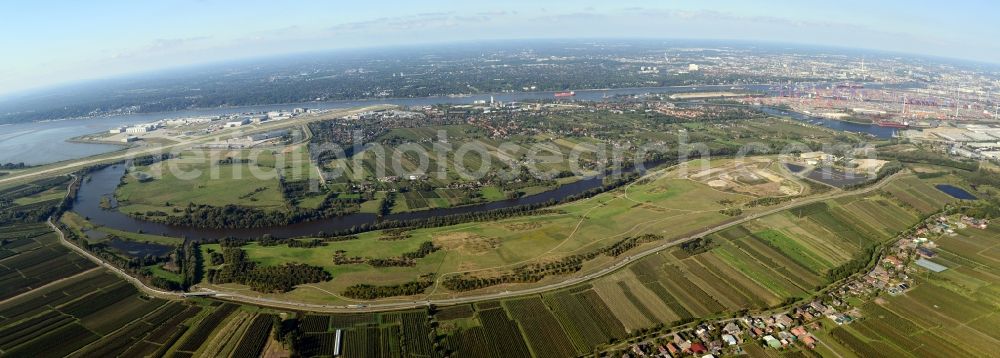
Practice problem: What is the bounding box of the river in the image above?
[3,85,758,165]
[758,107,898,139]
[68,86,904,240]
[74,163,616,240]
[0,83,829,165]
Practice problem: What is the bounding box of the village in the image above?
[615,213,987,358]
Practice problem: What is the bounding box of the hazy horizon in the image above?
[1,37,995,102]
[3,0,998,97]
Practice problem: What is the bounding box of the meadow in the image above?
[116,149,291,215]
[199,157,815,303]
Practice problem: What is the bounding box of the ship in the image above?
[835,83,865,89]
[554,91,576,98]
[876,120,909,128]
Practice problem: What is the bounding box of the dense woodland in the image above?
[0,176,72,226]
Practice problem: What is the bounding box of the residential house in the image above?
[689,342,707,355]
[721,334,738,346]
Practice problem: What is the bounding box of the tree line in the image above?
[205,247,331,293]
[0,162,29,170]
[342,277,435,299]
[335,241,439,267]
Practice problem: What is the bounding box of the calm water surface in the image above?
[935,184,977,200]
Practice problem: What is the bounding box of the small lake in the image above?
[935,184,977,200]
[106,238,175,257]
[784,163,806,173]
[805,167,870,188]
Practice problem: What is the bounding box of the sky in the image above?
[1,0,997,96]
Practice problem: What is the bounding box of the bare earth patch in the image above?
[433,232,500,255]
[707,179,728,188]
[504,222,543,231]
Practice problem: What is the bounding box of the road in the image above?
[0,105,389,187]
[50,221,184,300]
[45,174,182,299]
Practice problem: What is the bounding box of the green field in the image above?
[199,157,815,303]
[190,169,953,357]
[116,150,289,214]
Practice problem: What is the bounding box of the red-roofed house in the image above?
[666,342,679,356]
[689,342,707,355]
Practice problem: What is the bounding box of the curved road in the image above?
[209,170,903,312]
[48,156,905,312]
[49,176,183,300]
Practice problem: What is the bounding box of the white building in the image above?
[225,118,250,128]
[109,127,125,134]
[125,125,151,134]
[688,64,700,71]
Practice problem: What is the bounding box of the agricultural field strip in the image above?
[0,267,100,306]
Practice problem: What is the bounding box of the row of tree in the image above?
[0,162,29,170]
[341,278,435,299]
[144,198,362,229]
[334,241,440,268]
[842,161,904,190]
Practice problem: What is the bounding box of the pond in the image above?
[106,238,175,257]
[784,163,806,173]
[935,184,977,200]
[805,167,871,188]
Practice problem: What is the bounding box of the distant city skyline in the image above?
[2,0,997,96]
